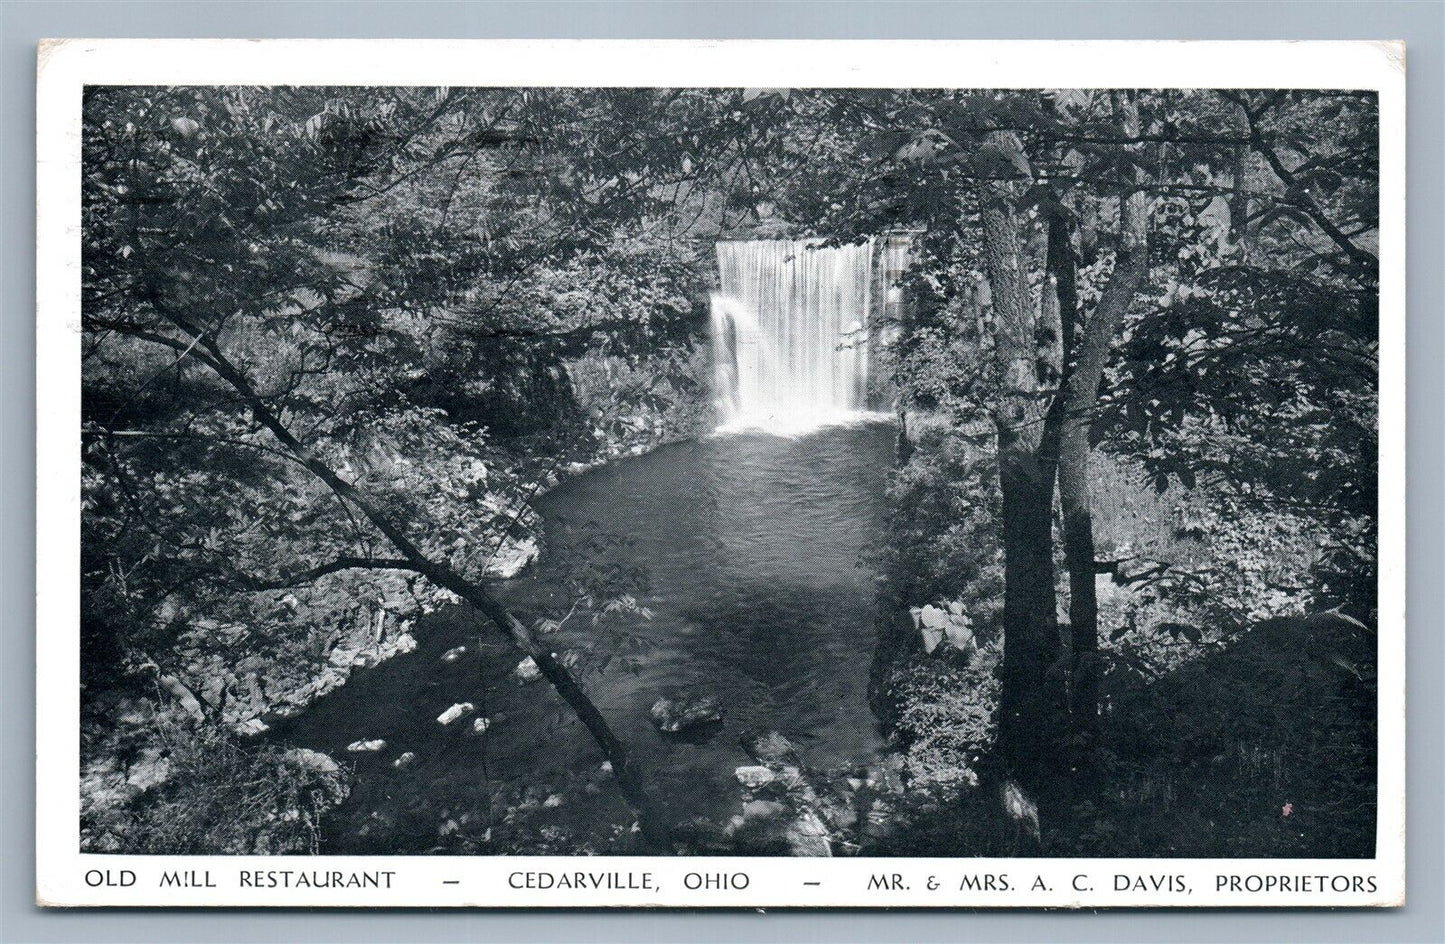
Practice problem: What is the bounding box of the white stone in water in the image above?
[437,702,475,725]
[346,738,386,753]
[284,747,340,775]
[514,656,541,682]
[470,716,491,735]
[234,717,269,737]
[440,645,467,664]
[392,751,416,769]
[735,765,776,788]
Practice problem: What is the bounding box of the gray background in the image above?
[1,2,1440,942]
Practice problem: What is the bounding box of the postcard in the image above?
[36,38,1405,907]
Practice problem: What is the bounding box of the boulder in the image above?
[942,613,976,654]
[734,765,776,789]
[514,656,542,683]
[786,809,833,857]
[284,748,340,776]
[436,702,475,726]
[345,738,386,753]
[739,730,801,767]
[470,716,492,736]
[919,604,949,629]
[650,694,723,733]
[742,799,789,820]
[392,751,416,769]
[440,646,467,664]
[729,800,832,857]
[775,766,805,790]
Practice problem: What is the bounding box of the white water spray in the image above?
[710,239,884,434]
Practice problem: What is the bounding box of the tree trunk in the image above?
[995,447,1064,778]
[1058,425,1100,731]
[1056,93,1150,736]
[974,133,1067,779]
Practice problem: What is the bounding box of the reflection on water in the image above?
[276,421,895,852]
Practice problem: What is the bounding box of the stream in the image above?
[274,420,896,853]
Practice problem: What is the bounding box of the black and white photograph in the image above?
[36,39,1406,908]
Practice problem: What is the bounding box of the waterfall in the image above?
[710,239,882,433]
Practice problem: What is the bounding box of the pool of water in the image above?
[274,420,896,853]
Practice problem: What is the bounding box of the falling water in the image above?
[711,239,882,433]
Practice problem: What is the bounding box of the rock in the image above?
[743,799,788,820]
[920,622,945,654]
[543,794,564,809]
[731,800,832,857]
[942,613,975,653]
[1001,779,1041,840]
[125,747,171,791]
[1095,572,1123,604]
[284,748,341,776]
[392,751,416,769]
[734,765,776,789]
[650,694,723,733]
[346,738,386,753]
[947,600,965,616]
[440,646,467,664]
[776,766,805,790]
[470,716,491,736]
[786,809,833,857]
[514,656,542,683]
[865,764,904,793]
[822,798,859,830]
[234,717,269,737]
[919,604,949,629]
[156,674,205,721]
[740,730,801,767]
[436,702,475,725]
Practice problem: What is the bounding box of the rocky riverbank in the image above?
[80,345,713,854]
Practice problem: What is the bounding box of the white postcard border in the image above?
[36,38,1407,908]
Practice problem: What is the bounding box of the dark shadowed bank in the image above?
[868,419,1376,858]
